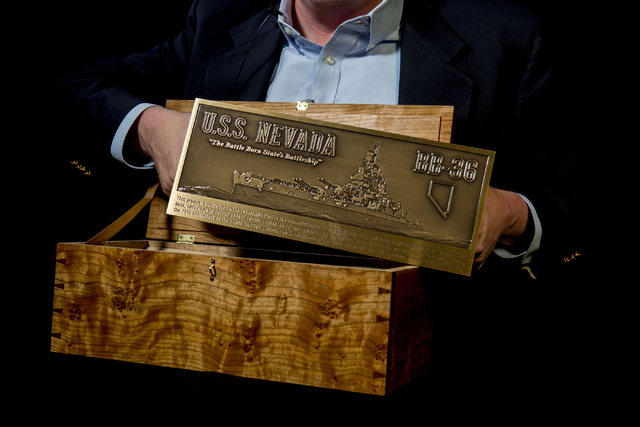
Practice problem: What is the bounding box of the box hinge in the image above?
[177,234,195,244]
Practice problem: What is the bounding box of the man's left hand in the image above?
[474,186,530,269]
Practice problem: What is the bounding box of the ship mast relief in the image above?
[232,141,422,228]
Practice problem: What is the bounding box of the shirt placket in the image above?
[312,23,369,103]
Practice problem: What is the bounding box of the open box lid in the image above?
[163,100,454,143]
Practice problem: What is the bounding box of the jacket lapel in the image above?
[399,3,474,121]
[204,8,284,101]
[230,13,285,100]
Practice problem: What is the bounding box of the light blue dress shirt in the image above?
[110,0,540,265]
[266,0,402,104]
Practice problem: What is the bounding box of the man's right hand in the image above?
[133,106,191,195]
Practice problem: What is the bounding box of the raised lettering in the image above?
[463,159,478,182]
[414,150,429,173]
[321,134,336,156]
[428,153,443,175]
[450,157,464,180]
[292,129,308,151]
[255,121,273,144]
[269,124,285,146]
[202,111,218,134]
[283,126,299,148]
[216,114,231,137]
[309,131,324,153]
[232,117,247,140]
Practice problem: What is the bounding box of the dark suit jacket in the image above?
[60,0,585,280]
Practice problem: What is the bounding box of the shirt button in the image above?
[284,27,292,35]
[325,56,335,65]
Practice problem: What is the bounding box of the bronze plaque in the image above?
[168,99,494,276]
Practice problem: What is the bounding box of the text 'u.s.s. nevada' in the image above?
[201,111,336,167]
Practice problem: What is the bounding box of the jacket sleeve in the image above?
[497,21,588,278]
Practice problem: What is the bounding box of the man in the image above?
[61,0,582,278]
[58,1,590,402]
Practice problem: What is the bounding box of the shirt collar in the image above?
[277,0,403,50]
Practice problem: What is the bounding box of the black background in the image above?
[21,0,609,417]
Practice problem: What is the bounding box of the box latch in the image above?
[177,234,195,244]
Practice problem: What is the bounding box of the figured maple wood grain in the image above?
[52,242,430,394]
[165,100,453,142]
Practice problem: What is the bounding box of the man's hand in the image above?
[133,106,191,195]
[474,186,530,269]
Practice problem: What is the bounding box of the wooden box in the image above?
[52,234,431,395]
[51,102,449,395]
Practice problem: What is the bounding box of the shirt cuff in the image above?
[493,193,541,265]
[111,103,158,169]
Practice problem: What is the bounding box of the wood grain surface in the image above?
[52,242,430,394]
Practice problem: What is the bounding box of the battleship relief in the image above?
[179,141,469,248]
